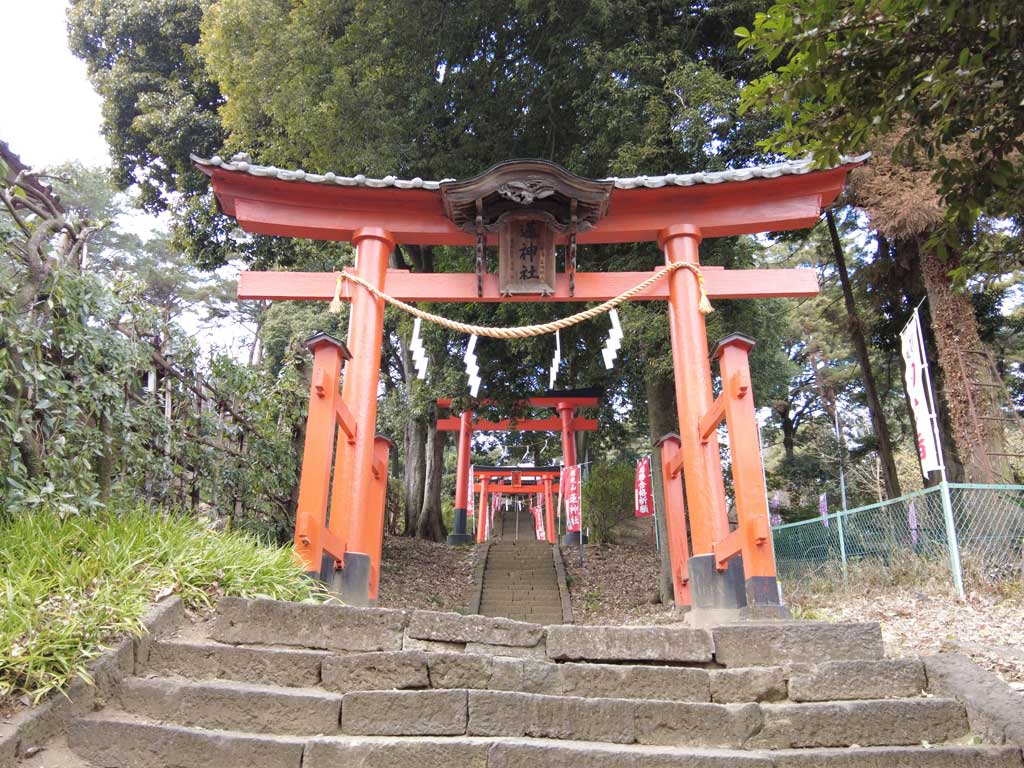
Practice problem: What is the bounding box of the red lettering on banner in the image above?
[634,456,654,518]
[565,465,582,533]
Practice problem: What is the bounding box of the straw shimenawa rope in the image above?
[328,261,711,337]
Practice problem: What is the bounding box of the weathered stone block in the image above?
[341,689,467,736]
[426,653,497,690]
[769,745,1024,767]
[749,698,968,749]
[146,640,326,688]
[321,651,428,692]
[924,653,1024,746]
[303,737,489,768]
[407,610,544,647]
[486,740,774,768]
[133,596,184,673]
[788,659,925,702]
[467,690,636,744]
[115,677,341,735]
[465,640,546,658]
[554,662,710,702]
[545,625,714,663]
[68,716,305,768]
[212,597,405,652]
[634,701,762,748]
[403,635,466,653]
[712,622,883,667]
[710,667,787,703]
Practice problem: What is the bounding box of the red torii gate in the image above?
[435,391,598,544]
[469,466,562,544]
[195,152,863,620]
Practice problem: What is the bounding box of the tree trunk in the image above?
[645,367,678,605]
[404,417,428,535]
[781,413,796,462]
[416,415,447,541]
[826,211,902,498]
[918,245,1009,482]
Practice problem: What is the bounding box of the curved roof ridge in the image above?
[191,152,871,191]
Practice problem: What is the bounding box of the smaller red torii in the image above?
[438,391,598,544]
[469,466,562,544]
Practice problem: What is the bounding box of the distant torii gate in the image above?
[469,466,563,544]
[196,152,863,620]
[435,391,598,544]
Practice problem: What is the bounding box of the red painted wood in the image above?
[437,396,599,409]
[238,267,819,303]
[436,416,597,432]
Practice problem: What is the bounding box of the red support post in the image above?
[476,477,490,543]
[712,334,781,608]
[659,225,730,554]
[656,433,691,606]
[293,334,351,578]
[330,227,394,605]
[557,403,577,467]
[367,434,394,602]
[543,477,555,544]
[448,409,475,544]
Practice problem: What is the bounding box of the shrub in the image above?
[0,506,322,705]
[582,463,635,544]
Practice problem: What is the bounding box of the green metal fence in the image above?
[771,483,1024,595]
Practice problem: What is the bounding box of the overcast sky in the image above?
[0,1,254,357]
[1,2,111,168]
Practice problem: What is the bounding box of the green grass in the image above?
[1,506,322,705]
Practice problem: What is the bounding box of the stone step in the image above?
[205,599,891,669]
[146,638,328,688]
[141,641,927,707]
[115,677,342,735]
[66,714,1023,768]
[337,689,968,748]
[68,714,306,768]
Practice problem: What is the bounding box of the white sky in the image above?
[1,2,111,168]
[0,1,252,358]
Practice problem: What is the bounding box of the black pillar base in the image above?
[447,508,475,545]
[689,554,746,611]
[562,531,589,546]
[745,575,783,607]
[317,552,336,584]
[687,554,790,627]
[339,551,371,607]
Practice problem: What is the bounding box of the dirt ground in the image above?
[556,540,1024,688]
[793,586,1024,685]
[375,535,479,612]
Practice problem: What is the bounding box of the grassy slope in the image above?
[1,508,321,705]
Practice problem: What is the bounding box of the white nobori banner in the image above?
[900,308,943,477]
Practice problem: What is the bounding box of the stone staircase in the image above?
[56,597,1023,767]
[478,540,565,625]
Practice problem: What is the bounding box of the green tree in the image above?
[736,0,1024,247]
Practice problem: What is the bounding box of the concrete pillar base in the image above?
[448,508,474,545]
[339,552,371,607]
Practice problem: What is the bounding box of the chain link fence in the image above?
[771,483,1024,593]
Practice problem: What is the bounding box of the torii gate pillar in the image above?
[660,225,784,623]
[448,409,475,545]
[330,227,394,605]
